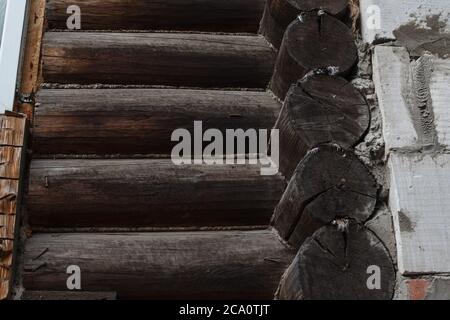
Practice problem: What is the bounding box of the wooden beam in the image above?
[260,0,349,48]
[28,159,286,229]
[277,224,395,300]
[42,32,276,88]
[46,0,265,33]
[272,145,377,249]
[23,231,294,299]
[270,12,357,100]
[275,75,370,180]
[34,89,281,156]
[16,0,46,119]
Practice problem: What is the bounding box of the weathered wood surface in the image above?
[389,153,450,275]
[278,225,395,300]
[272,145,377,249]
[23,231,294,299]
[22,291,117,300]
[34,89,280,156]
[27,159,286,229]
[0,116,26,147]
[46,0,265,33]
[0,115,26,300]
[42,32,276,88]
[17,0,46,119]
[260,0,349,48]
[270,12,358,100]
[275,75,370,180]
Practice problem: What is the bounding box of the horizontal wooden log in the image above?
[270,12,358,100]
[276,75,370,180]
[34,89,281,156]
[46,0,265,33]
[43,32,276,88]
[278,224,396,300]
[27,159,286,229]
[260,0,349,48]
[23,230,294,299]
[272,145,377,249]
[22,291,117,300]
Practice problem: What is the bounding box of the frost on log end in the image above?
[275,75,370,180]
[272,145,377,249]
[277,225,396,300]
[270,12,358,100]
[259,0,349,48]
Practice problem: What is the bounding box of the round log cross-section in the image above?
[270,12,358,100]
[272,144,377,249]
[260,0,349,48]
[276,75,370,180]
[277,224,396,300]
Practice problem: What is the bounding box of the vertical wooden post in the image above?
[15,0,46,120]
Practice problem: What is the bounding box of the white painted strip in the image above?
[0,0,28,114]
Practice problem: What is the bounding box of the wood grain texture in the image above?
[260,0,349,48]
[46,0,265,33]
[0,115,26,300]
[272,145,377,249]
[17,0,46,119]
[42,32,276,88]
[275,75,370,180]
[270,12,358,100]
[23,230,294,299]
[27,159,286,229]
[0,147,22,179]
[34,88,281,156]
[278,225,395,300]
[0,115,26,147]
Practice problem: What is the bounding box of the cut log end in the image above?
[272,145,377,248]
[276,75,370,179]
[270,12,358,100]
[260,0,350,48]
[278,224,396,300]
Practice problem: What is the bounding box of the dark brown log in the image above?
[34,89,281,156]
[23,231,295,299]
[278,224,396,300]
[21,291,117,300]
[269,12,358,100]
[275,75,370,180]
[42,32,276,88]
[27,159,286,229]
[272,145,377,249]
[47,0,265,33]
[260,0,349,48]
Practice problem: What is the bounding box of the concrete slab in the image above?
[373,46,419,151]
[389,153,450,275]
[430,58,450,147]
